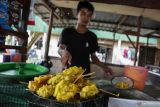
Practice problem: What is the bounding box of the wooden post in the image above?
[44,9,54,61]
[134,16,142,66]
[21,33,29,62]
[21,0,31,32]
[146,36,149,65]
[16,0,31,62]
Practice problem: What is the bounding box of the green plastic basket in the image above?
[0,62,49,83]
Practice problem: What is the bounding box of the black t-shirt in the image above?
[58,27,98,73]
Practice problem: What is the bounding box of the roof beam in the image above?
[90,0,160,9]
[113,15,129,33]
[34,3,60,19]
[50,1,160,22]
[50,0,160,9]
[112,15,129,44]
[51,19,157,31]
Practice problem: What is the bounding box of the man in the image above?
[58,1,113,75]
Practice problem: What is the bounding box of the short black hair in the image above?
[77,1,94,14]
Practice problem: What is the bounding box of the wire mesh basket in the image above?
[0,83,108,107]
[0,83,31,97]
[0,93,29,107]
[28,92,108,107]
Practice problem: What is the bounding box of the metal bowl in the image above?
[111,76,134,90]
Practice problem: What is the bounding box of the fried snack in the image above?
[28,75,53,92]
[77,78,86,89]
[36,85,55,98]
[80,84,99,99]
[115,81,129,89]
[28,66,100,102]
[28,81,42,92]
[63,75,75,82]
[63,66,85,76]
[54,80,79,101]
[77,79,92,89]
[34,75,53,84]
[48,74,63,85]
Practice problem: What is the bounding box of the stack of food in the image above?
[28,66,99,102]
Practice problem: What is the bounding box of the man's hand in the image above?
[58,45,72,69]
[91,53,113,75]
[101,64,113,75]
[61,50,72,69]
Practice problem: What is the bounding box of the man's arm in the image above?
[91,53,113,75]
[58,44,72,69]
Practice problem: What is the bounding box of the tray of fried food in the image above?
[27,66,99,102]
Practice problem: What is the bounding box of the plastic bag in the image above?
[0,0,13,30]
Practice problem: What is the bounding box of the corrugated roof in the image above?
[27,16,157,44]
[33,0,160,38]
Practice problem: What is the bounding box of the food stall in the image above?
[0,0,160,107]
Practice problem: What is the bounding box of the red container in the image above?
[124,66,148,90]
[11,53,21,62]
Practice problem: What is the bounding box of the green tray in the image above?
[0,62,49,83]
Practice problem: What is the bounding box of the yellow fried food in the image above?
[28,66,100,102]
[54,80,79,101]
[47,74,63,85]
[28,81,42,92]
[63,75,75,82]
[34,75,53,84]
[53,80,65,97]
[77,78,86,89]
[80,84,99,99]
[77,79,92,89]
[86,80,92,86]
[115,82,129,89]
[36,85,55,98]
[63,66,85,76]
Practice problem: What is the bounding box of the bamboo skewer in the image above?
[99,89,120,97]
[62,88,119,98]
[83,72,96,77]
[73,72,96,83]
[19,81,28,85]
[73,73,84,83]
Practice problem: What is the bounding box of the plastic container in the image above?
[124,66,148,90]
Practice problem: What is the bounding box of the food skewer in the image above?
[99,89,120,97]
[83,72,96,77]
[63,88,119,98]
[19,81,28,85]
[73,72,96,83]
